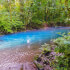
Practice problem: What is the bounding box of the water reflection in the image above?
[27,39,31,48]
[27,39,30,44]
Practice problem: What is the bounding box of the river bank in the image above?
[33,33,70,70]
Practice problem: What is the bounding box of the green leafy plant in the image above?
[53,33,70,70]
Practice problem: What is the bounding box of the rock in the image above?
[23,62,36,70]
[44,65,53,70]
[34,61,44,70]
[0,62,36,70]
[20,65,23,70]
[0,63,23,70]
[50,52,56,56]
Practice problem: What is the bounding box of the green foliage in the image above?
[53,33,70,70]
[0,0,70,34]
[41,43,51,56]
[41,33,70,69]
[41,43,51,52]
[0,11,24,34]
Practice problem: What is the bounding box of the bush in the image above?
[53,32,70,70]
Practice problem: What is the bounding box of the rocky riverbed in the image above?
[0,44,41,70]
[0,42,60,70]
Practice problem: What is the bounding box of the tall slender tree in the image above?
[8,0,12,22]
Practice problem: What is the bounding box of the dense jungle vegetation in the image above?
[34,33,70,70]
[0,0,70,34]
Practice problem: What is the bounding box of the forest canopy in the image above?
[0,0,70,34]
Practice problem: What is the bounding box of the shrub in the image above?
[53,32,70,70]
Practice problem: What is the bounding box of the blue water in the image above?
[0,27,70,49]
